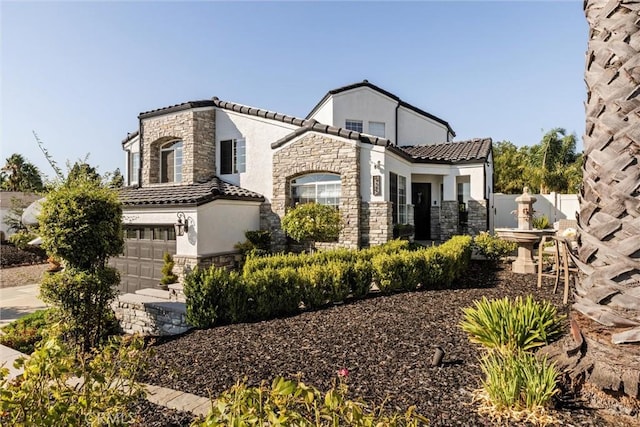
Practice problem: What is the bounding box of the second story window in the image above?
[368,121,385,138]
[160,140,183,183]
[221,138,246,174]
[345,120,363,133]
[128,151,140,186]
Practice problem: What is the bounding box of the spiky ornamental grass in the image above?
[460,295,564,352]
[473,349,560,426]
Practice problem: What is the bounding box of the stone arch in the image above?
[148,136,182,184]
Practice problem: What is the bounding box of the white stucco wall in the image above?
[384,153,414,203]
[215,109,298,201]
[308,98,333,125]
[330,88,397,140]
[359,144,386,203]
[397,107,450,146]
[196,200,261,255]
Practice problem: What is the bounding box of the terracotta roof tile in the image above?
[118,177,264,207]
[399,138,492,164]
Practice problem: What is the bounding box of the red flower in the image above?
[338,368,349,378]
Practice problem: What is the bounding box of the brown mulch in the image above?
[0,263,48,288]
[138,262,618,426]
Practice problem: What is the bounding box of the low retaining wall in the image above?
[112,294,191,336]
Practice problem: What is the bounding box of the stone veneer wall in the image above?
[141,108,215,185]
[172,252,242,280]
[360,201,393,247]
[112,296,190,336]
[260,202,287,253]
[430,206,441,241]
[467,199,488,236]
[272,134,361,250]
[440,201,459,241]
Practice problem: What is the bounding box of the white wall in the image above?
[359,144,386,203]
[197,200,261,254]
[397,107,449,146]
[309,98,333,124]
[315,86,449,146]
[215,109,298,202]
[492,193,579,230]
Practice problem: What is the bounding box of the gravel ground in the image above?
[0,263,48,288]
[138,262,620,426]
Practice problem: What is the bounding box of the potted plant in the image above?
[159,252,178,290]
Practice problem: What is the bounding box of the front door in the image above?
[412,183,431,240]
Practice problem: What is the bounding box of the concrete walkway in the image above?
[0,283,48,328]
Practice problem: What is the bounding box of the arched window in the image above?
[160,140,183,183]
[291,173,341,207]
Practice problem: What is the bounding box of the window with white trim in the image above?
[291,173,341,208]
[368,121,385,138]
[160,140,182,183]
[345,120,363,133]
[389,172,407,224]
[221,138,246,174]
[128,151,140,186]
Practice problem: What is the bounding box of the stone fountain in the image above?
[495,187,554,274]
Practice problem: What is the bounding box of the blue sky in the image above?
[2,1,588,181]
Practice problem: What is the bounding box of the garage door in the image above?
[112,226,177,294]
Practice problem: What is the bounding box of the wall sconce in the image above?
[373,160,382,170]
[174,212,189,236]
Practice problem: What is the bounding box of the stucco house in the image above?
[115,80,493,293]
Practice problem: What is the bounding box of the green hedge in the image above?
[186,237,473,328]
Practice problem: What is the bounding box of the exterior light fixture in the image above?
[174,212,189,236]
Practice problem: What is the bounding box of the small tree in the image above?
[281,203,342,251]
[38,172,123,352]
[160,252,178,288]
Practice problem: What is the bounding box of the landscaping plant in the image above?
[0,309,51,354]
[460,295,564,352]
[0,334,147,426]
[281,202,342,250]
[37,168,124,353]
[195,375,429,426]
[474,349,559,425]
[160,252,178,287]
[472,232,517,264]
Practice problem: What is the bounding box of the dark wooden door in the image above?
[412,183,431,240]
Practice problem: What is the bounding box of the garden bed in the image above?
[138,261,622,426]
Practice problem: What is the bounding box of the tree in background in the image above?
[492,141,530,194]
[493,130,582,194]
[529,128,580,194]
[281,203,342,251]
[0,153,44,192]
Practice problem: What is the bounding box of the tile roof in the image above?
[397,138,492,164]
[306,80,455,137]
[118,176,264,207]
[271,119,392,148]
[137,96,393,148]
[121,130,139,145]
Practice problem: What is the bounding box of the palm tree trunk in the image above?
[567,0,640,400]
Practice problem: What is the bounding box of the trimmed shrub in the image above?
[281,202,342,248]
[372,251,421,293]
[350,257,373,298]
[184,266,246,328]
[418,247,447,289]
[159,252,178,286]
[460,295,564,352]
[298,263,334,309]
[0,243,47,267]
[473,232,517,264]
[244,267,301,320]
